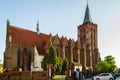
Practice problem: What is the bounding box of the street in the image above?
[86,76,120,80]
[54,76,120,80]
[116,76,120,80]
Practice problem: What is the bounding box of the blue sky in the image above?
[0,0,120,67]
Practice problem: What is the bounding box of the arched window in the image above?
[80,49,84,65]
[17,47,21,68]
[56,48,59,57]
[28,50,32,70]
[86,49,90,67]
[73,48,78,62]
[65,47,69,60]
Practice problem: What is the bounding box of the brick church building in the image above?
[4,4,100,71]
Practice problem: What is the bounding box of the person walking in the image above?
[75,68,80,80]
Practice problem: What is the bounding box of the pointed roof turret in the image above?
[36,21,40,35]
[83,3,92,24]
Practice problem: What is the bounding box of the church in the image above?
[4,4,100,71]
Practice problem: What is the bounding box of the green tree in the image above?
[54,57,62,74]
[95,61,111,73]
[104,55,117,72]
[95,55,117,73]
[105,55,115,64]
[61,58,69,74]
[42,46,69,74]
[42,50,49,70]
[118,68,120,73]
[42,46,57,71]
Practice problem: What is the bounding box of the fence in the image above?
[0,71,48,80]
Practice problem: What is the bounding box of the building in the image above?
[4,4,100,71]
[78,4,100,71]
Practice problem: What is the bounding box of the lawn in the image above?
[53,75,66,79]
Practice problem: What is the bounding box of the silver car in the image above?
[92,73,114,80]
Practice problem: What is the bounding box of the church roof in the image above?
[8,24,79,55]
[83,4,92,24]
[10,25,48,55]
[10,25,41,46]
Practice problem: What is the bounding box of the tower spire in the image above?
[83,0,92,24]
[36,21,40,35]
[87,0,88,4]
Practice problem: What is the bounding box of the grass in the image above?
[53,75,66,79]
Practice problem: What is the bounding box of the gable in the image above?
[64,38,68,47]
[53,36,60,46]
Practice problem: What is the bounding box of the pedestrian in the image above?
[75,68,80,80]
[79,71,83,80]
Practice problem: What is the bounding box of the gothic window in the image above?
[22,48,28,71]
[86,43,90,49]
[73,49,78,62]
[17,47,21,68]
[91,33,92,40]
[56,48,59,57]
[65,47,69,60]
[80,37,83,43]
[86,49,90,67]
[80,49,84,65]
[28,50,32,70]
[84,35,86,40]
[94,35,96,47]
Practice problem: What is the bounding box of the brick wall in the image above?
[0,71,48,80]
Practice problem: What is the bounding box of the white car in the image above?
[92,73,114,80]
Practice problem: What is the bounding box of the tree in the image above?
[95,61,111,73]
[104,55,117,72]
[118,68,120,73]
[42,50,49,70]
[42,46,69,74]
[42,46,57,72]
[95,55,117,73]
[104,55,115,64]
[54,57,62,74]
[61,58,69,74]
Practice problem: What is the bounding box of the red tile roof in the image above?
[10,25,51,55]
[10,25,41,46]
[9,25,79,55]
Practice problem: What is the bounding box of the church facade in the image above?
[4,4,100,71]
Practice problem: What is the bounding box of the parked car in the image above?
[112,73,116,79]
[92,73,114,80]
[115,73,120,77]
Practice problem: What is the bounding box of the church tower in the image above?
[78,3,100,71]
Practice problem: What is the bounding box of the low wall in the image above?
[0,71,48,80]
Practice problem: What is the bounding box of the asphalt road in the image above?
[86,76,120,80]
[116,76,120,80]
[54,76,120,80]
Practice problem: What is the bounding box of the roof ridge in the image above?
[10,25,36,33]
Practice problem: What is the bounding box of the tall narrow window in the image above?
[86,49,90,67]
[65,47,69,60]
[80,49,84,65]
[28,50,31,70]
[56,48,59,57]
[17,48,21,68]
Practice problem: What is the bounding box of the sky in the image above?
[0,0,120,67]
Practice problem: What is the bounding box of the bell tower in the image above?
[78,2,100,71]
